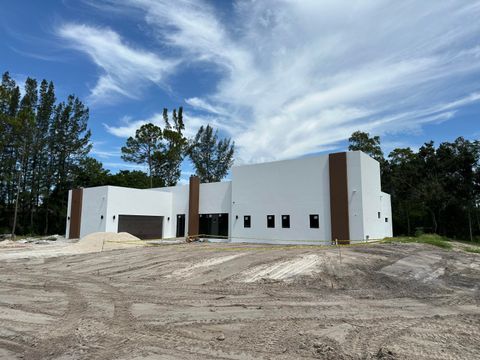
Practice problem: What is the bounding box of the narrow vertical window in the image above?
[244,215,251,228]
[385,217,388,223]
[378,212,381,219]
[267,215,275,228]
[282,215,290,228]
[309,214,319,228]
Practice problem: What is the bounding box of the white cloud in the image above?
[95,1,480,162]
[57,23,176,103]
[104,162,146,171]
[103,113,163,138]
[90,146,119,159]
[104,110,231,139]
[185,97,226,115]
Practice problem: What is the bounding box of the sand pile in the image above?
[380,252,445,284]
[74,232,142,252]
[0,239,27,248]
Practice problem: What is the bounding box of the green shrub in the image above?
[465,247,480,254]
[382,233,452,249]
[418,234,452,249]
[414,228,425,237]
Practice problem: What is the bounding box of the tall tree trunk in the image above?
[11,170,22,239]
[467,208,473,241]
[431,210,438,234]
[406,207,411,236]
[475,207,480,232]
[148,154,152,188]
[44,201,49,235]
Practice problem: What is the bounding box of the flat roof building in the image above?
[66,151,392,244]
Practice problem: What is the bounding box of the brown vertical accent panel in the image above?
[188,176,200,238]
[329,152,350,242]
[69,188,83,239]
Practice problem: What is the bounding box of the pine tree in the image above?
[44,95,91,234]
[121,123,163,188]
[188,125,234,183]
[152,107,187,186]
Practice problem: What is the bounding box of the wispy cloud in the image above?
[185,97,227,115]
[104,162,146,171]
[90,144,120,159]
[104,111,231,139]
[57,23,177,103]
[86,0,480,162]
[103,114,162,138]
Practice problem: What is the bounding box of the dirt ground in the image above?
[0,241,479,359]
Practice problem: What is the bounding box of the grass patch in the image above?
[383,234,452,249]
[464,246,480,254]
[454,238,480,246]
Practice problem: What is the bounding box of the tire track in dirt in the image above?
[1,242,479,359]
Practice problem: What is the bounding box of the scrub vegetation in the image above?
[349,131,480,241]
[382,234,453,249]
[465,246,480,254]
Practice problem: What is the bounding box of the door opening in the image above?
[176,214,186,237]
[199,213,229,238]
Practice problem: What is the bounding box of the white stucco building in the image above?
[66,151,392,244]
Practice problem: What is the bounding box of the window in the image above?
[310,214,319,228]
[267,215,275,228]
[282,215,290,228]
[385,217,388,223]
[244,215,251,228]
[378,212,381,219]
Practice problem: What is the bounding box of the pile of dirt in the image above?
[0,239,26,248]
[73,232,142,252]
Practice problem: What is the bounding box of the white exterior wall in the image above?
[155,184,189,238]
[359,153,384,240]
[381,192,393,238]
[104,186,172,236]
[347,152,393,241]
[79,186,108,238]
[347,152,364,240]
[199,182,232,215]
[230,156,331,244]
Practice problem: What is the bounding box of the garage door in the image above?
[118,215,163,239]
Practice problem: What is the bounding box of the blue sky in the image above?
[1,0,480,182]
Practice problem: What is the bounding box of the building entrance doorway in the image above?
[176,214,185,237]
[199,213,228,238]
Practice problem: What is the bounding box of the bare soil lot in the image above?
[0,242,479,359]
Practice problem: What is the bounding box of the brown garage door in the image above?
[118,215,163,240]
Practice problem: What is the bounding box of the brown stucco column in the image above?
[329,152,350,243]
[188,176,200,239]
[69,188,83,239]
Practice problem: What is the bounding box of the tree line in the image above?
[2,71,477,240]
[0,72,90,236]
[349,131,480,241]
[0,72,234,236]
